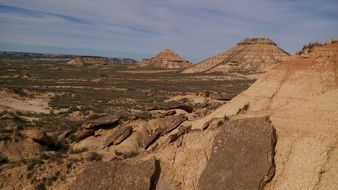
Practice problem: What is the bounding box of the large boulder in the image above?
[140,129,218,189]
[199,117,276,190]
[69,158,156,190]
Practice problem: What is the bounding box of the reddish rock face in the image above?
[199,117,276,190]
[137,49,192,69]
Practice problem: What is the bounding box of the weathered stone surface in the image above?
[199,116,276,190]
[140,129,219,189]
[144,114,188,149]
[202,117,228,130]
[156,180,183,190]
[72,129,95,142]
[161,114,188,134]
[82,115,120,129]
[20,129,46,141]
[160,110,176,118]
[69,158,156,190]
[104,125,132,147]
[166,125,191,144]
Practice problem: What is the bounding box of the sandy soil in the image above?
[0,89,53,114]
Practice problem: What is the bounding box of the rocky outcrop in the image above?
[2,39,336,190]
[199,117,276,190]
[140,127,218,189]
[70,113,188,160]
[82,115,121,130]
[138,49,192,69]
[183,38,289,73]
[192,41,338,122]
[192,41,338,189]
[104,125,133,147]
[70,158,156,190]
[296,38,338,57]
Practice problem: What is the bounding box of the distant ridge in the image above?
[182,38,290,73]
[67,56,136,66]
[137,49,192,69]
[0,51,136,65]
[0,51,76,60]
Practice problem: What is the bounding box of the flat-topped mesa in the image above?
[138,49,192,69]
[237,38,277,45]
[182,37,290,74]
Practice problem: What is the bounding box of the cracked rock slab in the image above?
[82,115,121,129]
[69,158,155,190]
[199,116,276,190]
[104,125,133,147]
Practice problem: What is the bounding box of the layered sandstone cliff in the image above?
[183,38,290,73]
[138,49,192,69]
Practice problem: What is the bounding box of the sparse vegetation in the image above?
[0,57,255,189]
[296,41,322,55]
[10,87,28,97]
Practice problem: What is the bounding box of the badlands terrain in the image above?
[0,38,337,190]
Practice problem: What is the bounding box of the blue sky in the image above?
[0,0,337,62]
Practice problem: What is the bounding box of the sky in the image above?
[0,0,337,63]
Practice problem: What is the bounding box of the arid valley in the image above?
[0,37,337,190]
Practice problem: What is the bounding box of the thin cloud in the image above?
[0,5,90,24]
[0,0,337,62]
